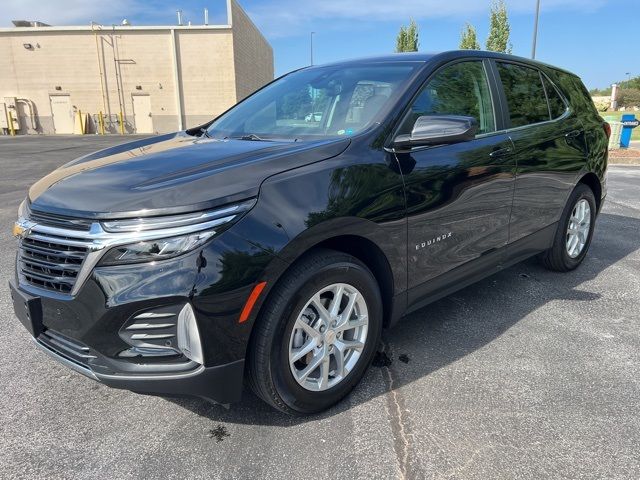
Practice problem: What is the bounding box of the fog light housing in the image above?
[177,303,204,365]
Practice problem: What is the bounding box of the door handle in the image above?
[565,129,581,139]
[489,146,513,158]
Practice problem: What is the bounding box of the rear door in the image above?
[492,61,588,242]
[395,59,516,303]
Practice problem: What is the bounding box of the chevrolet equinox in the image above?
[10,51,608,414]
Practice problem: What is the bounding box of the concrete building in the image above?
[0,0,273,135]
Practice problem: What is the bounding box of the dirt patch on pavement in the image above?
[609,148,640,165]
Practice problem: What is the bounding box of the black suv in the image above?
[10,51,608,415]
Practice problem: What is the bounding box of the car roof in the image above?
[315,50,578,78]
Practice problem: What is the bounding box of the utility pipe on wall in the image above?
[16,98,37,130]
[92,22,108,134]
[110,27,126,134]
[170,28,184,131]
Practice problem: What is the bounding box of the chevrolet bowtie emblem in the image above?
[12,221,32,239]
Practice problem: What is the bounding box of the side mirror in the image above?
[393,115,478,148]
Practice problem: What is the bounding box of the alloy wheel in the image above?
[288,283,369,392]
[566,198,591,258]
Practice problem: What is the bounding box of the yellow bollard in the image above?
[78,110,85,134]
[119,111,125,135]
[6,108,16,136]
[98,111,105,135]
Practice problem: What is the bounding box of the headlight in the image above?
[98,231,216,266]
[97,199,255,266]
[101,199,255,233]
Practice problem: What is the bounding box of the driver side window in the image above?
[399,61,496,136]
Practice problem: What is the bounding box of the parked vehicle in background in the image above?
[305,112,323,122]
[10,51,608,415]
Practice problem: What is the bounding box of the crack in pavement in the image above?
[379,341,413,479]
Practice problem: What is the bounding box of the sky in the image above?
[2,0,638,89]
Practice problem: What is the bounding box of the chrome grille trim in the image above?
[17,220,95,294]
[15,203,253,296]
[26,203,93,232]
[28,210,92,231]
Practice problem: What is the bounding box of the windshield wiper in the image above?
[230,133,266,141]
[199,128,211,138]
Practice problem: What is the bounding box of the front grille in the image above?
[18,220,92,294]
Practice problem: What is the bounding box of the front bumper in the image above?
[33,334,244,403]
[10,228,281,404]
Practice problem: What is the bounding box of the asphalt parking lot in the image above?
[1,136,638,479]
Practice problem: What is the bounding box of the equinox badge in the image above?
[415,232,453,250]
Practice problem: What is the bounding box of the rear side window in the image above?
[398,61,496,135]
[497,62,549,128]
[552,70,600,118]
[542,75,567,119]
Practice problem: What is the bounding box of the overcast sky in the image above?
[2,0,636,89]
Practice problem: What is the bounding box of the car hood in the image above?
[28,133,350,219]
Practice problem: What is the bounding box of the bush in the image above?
[593,101,609,112]
[617,88,640,108]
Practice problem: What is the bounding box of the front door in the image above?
[132,95,153,133]
[49,95,73,134]
[395,60,516,305]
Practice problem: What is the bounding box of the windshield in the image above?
[206,63,420,141]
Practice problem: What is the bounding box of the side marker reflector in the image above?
[239,281,267,323]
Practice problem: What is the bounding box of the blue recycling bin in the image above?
[620,114,639,148]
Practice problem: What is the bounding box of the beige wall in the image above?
[175,29,237,130]
[0,2,273,135]
[230,0,274,101]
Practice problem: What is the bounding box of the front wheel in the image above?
[247,249,382,415]
[541,183,597,272]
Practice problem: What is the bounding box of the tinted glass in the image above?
[207,64,418,140]
[399,61,495,135]
[497,62,549,127]
[542,75,567,119]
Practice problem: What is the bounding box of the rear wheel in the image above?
[247,249,382,415]
[541,183,596,272]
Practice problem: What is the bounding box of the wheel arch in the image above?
[313,235,395,328]
[577,171,602,212]
[252,231,400,339]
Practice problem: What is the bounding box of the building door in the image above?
[132,95,153,133]
[49,95,73,134]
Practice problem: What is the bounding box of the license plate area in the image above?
[9,281,43,337]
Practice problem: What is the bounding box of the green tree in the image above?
[486,0,512,53]
[459,23,480,50]
[619,75,640,90]
[277,87,312,119]
[617,88,640,108]
[395,19,419,52]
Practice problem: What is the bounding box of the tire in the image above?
[247,248,383,415]
[541,183,597,272]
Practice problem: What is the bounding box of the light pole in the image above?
[310,31,315,66]
[625,72,631,82]
[531,0,541,59]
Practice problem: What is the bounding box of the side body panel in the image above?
[399,133,515,305]
[229,136,409,325]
